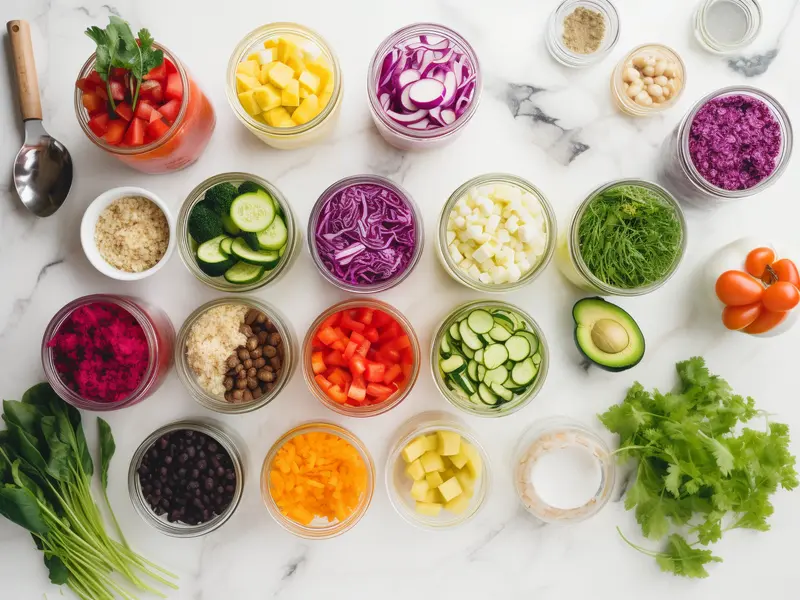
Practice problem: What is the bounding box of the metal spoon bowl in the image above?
[8,20,72,217]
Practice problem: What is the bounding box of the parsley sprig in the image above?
[600,357,798,577]
[85,16,163,113]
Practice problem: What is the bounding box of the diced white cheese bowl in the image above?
[437,173,556,292]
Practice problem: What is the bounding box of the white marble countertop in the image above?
[2,0,799,598]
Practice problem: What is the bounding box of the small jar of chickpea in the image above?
[610,44,685,116]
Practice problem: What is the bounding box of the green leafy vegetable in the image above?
[0,383,177,599]
[578,184,683,289]
[84,15,164,112]
[600,357,798,577]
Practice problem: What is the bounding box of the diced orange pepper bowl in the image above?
[261,422,375,539]
[302,299,421,418]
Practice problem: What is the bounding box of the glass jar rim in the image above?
[128,419,245,537]
[226,22,342,136]
[436,173,557,293]
[366,22,482,141]
[611,43,687,115]
[307,174,424,294]
[41,294,161,411]
[430,299,549,418]
[568,178,687,296]
[175,296,295,414]
[177,171,297,292]
[385,415,491,530]
[74,43,190,155]
[547,0,621,67]
[695,0,762,53]
[676,85,793,199]
[261,421,375,539]
[513,416,615,523]
[302,298,421,417]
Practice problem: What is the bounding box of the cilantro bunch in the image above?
[85,16,163,112]
[599,357,797,578]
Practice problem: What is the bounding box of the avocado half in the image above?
[572,297,645,372]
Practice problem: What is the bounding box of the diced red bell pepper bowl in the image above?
[76,59,184,148]
[309,306,416,410]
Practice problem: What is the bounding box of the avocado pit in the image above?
[591,318,630,354]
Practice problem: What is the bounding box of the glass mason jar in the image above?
[128,419,245,537]
[308,175,424,294]
[610,44,686,116]
[694,0,762,54]
[513,417,615,524]
[436,173,556,293]
[366,23,482,151]
[74,44,215,174]
[555,179,687,295]
[261,421,375,539]
[545,0,621,68]
[226,23,342,150]
[42,294,174,411]
[431,300,549,418]
[177,172,300,292]
[175,297,297,414]
[385,411,491,530]
[302,299,420,418]
[656,86,793,209]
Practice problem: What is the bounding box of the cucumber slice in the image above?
[511,358,538,386]
[505,335,531,362]
[518,331,539,356]
[490,382,514,402]
[467,360,479,381]
[445,377,469,399]
[469,393,482,405]
[459,320,483,350]
[488,324,512,342]
[480,333,494,345]
[483,366,508,386]
[492,310,518,331]
[231,238,281,267]
[532,352,542,365]
[224,261,265,285]
[256,215,288,251]
[196,236,234,276]
[462,345,475,359]
[449,323,461,341]
[467,309,494,334]
[478,383,498,406]
[230,191,275,232]
[221,214,241,236]
[440,336,452,357]
[502,377,518,390]
[440,355,466,374]
[241,231,261,251]
[477,365,486,381]
[483,344,509,369]
[504,360,514,370]
[219,237,234,256]
[450,371,477,395]
[474,348,484,364]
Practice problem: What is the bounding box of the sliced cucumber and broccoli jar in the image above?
[438,304,545,412]
[188,180,290,286]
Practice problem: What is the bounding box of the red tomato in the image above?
[721,303,762,331]
[87,70,103,86]
[108,80,126,102]
[762,281,800,312]
[102,120,126,145]
[769,258,800,287]
[144,63,167,81]
[745,247,775,279]
[165,59,178,75]
[87,113,110,137]
[134,100,154,121]
[146,118,170,140]
[158,99,181,124]
[114,102,133,122]
[81,92,105,114]
[76,77,95,93]
[165,73,183,101]
[123,118,146,146]
[743,309,788,335]
[140,80,164,103]
[715,270,764,306]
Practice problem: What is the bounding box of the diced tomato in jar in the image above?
[102,120,127,145]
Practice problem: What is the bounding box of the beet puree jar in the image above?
[656,86,793,209]
[42,295,175,411]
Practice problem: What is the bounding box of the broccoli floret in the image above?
[238,181,266,196]
[188,204,223,243]
[204,183,238,215]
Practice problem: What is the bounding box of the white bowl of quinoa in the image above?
[81,186,175,281]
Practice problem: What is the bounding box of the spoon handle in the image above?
[7,20,42,121]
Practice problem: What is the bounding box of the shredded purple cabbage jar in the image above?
[314,182,417,287]
[688,94,782,191]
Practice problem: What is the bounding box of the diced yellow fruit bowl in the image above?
[386,412,490,530]
[226,23,342,150]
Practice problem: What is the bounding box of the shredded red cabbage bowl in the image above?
[310,176,422,292]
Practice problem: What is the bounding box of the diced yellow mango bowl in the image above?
[386,411,491,530]
[226,23,343,150]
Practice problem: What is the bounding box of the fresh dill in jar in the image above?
[577,184,683,289]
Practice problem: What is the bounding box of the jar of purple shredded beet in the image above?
[309,175,423,293]
[657,86,793,208]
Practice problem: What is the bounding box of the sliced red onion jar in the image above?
[308,175,424,293]
[367,23,482,150]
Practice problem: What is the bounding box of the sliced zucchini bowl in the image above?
[181,174,293,290]
[433,301,548,416]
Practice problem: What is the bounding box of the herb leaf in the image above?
[97,417,115,491]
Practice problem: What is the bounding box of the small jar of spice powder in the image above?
[42,294,175,411]
[546,0,620,67]
[657,86,793,209]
